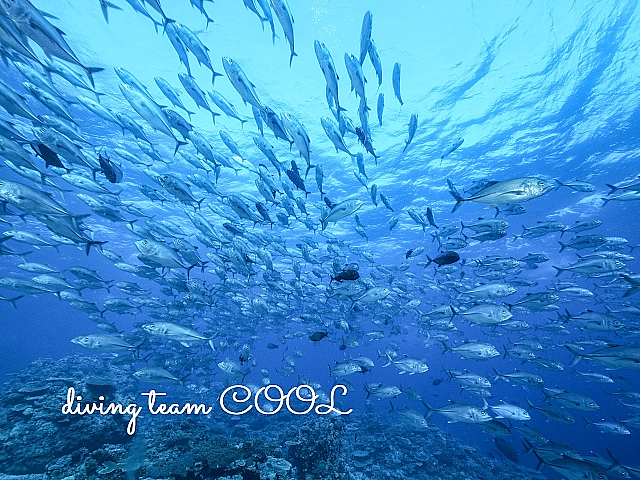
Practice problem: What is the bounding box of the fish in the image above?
[440,137,464,162]
[314,40,342,111]
[422,401,492,424]
[0,0,103,86]
[178,73,220,125]
[359,11,372,66]
[208,90,247,126]
[382,353,428,374]
[388,402,429,429]
[118,84,186,154]
[133,367,189,384]
[270,0,297,66]
[169,21,222,83]
[376,93,384,126]
[448,177,554,213]
[403,114,418,152]
[154,76,196,119]
[368,40,383,87]
[321,116,353,156]
[425,251,460,268]
[554,179,595,192]
[321,199,363,230]
[222,57,263,111]
[141,321,215,349]
[392,62,403,106]
[441,341,500,360]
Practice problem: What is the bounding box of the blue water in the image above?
[1,0,640,478]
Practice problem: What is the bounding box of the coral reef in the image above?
[283,417,346,479]
[0,356,542,480]
[0,356,137,475]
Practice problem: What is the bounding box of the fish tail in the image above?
[606,448,623,466]
[440,341,450,354]
[178,372,191,386]
[3,295,24,309]
[494,207,500,217]
[554,179,564,190]
[552,266,564,277]
[174,140,188,155]
[289,51,298,67]
[601,197,613,207]
[425,255,433,268]
[558,241,567,253]
[382,352,393,368]
[83,67,104,89]
[388,401,396,414]
[421,401,434,419]
[447,180,464,213]
[211,70,224,84]
[605,183,619,195]
[564,345,584,367]
[85,240,107,256]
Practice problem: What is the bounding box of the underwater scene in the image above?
[0,0,640,478]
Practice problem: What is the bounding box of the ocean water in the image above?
[1,0,640,478]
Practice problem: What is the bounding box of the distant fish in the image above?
[392,62,403,106]
[98,153,123,184]
[270,0,297,66]
[359,11,372,66]
[440,137,464,163]
[403,113,418,152]
[368,39,383,87]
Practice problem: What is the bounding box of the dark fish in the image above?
[432,378,443,386]
[285,160,309,196]
[262,106,293,146]
[309,331,328,342]
[405,249,414,259]
[266,343,278,349]
[426,251,460,267]
[98,153,123,184]
[331,269,359,283]
[31,142,65,169]
[494,438,518,464]
[255,202,274,227]
[355,126,378,162]
[324,197,337,209]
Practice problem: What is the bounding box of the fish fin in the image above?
[211,70,224,84]
[564,345,584,367]
[86,240,107,256]
[447,179,464,213]
[174,140,188,155]
[289,51,298,68]
[83,67,104,89]
[605,183,619,195]
[2,295,24,309]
